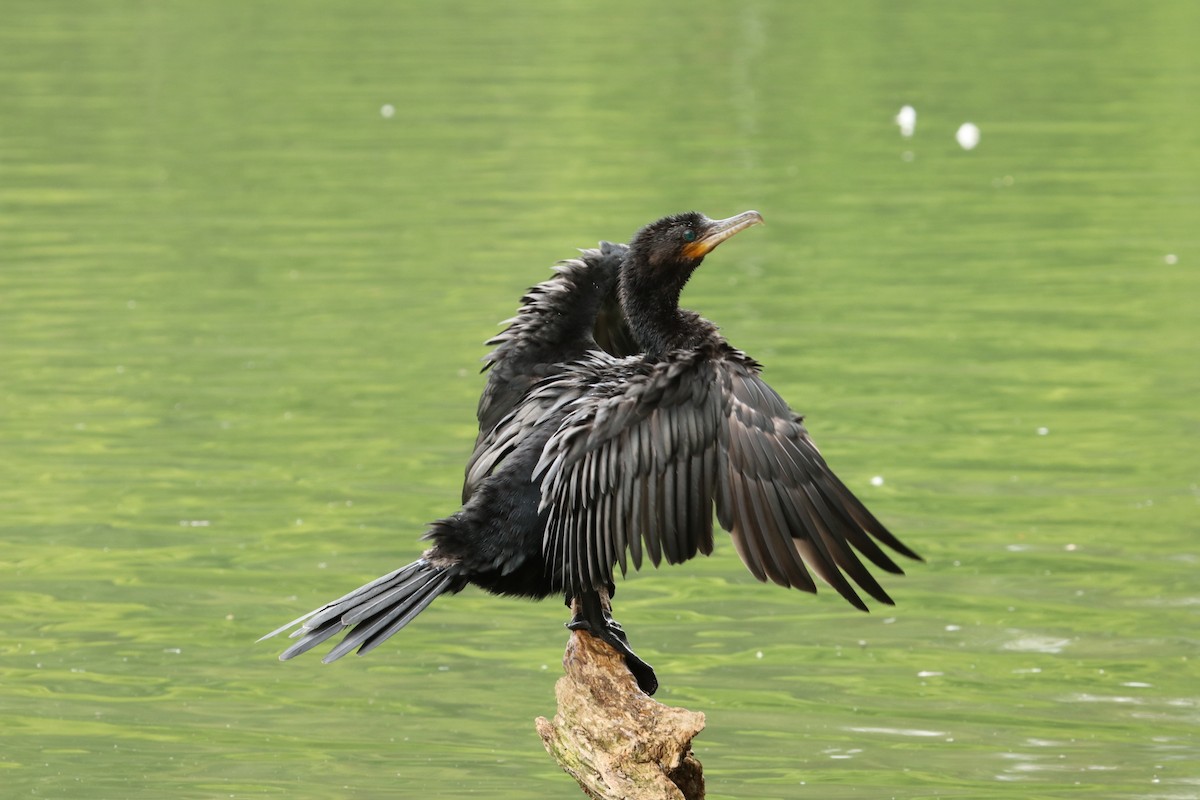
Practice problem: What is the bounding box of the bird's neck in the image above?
[619,269,704,357]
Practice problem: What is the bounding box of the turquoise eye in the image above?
[682,229,697,242]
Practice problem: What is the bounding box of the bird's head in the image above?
[626,210,764,281]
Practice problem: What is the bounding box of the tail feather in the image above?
[303,561,428,631]
[260,558,456,663]
[278,618,345,660]
[343,572,453,659]
[342,567,438,626]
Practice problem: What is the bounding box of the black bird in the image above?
[261,211,920,695]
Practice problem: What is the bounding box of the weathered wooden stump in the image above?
[536,601,706,799]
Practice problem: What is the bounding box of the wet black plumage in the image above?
[261,211,920,694]
[466,240,635,500]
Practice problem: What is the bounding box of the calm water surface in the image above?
[2,1,1197,798]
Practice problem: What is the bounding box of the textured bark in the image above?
[536,610,706,799]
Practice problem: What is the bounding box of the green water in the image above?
[2,1,1197,797]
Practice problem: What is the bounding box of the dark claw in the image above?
[566,615,658,695]
[623,649,658,695]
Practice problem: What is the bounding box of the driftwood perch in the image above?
[536,602,706,799]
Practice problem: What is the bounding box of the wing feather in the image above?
[628,471,644,570]
[727,469,769,582]
[675,453,692,562]
[662,459,679,564]
[644,470,662,568]
[696,449,715,556]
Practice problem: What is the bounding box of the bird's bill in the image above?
[682,210,764,259]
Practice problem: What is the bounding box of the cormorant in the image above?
[261,211,920,695]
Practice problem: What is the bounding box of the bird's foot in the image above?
[567,615,658,695]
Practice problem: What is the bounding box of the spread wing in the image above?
[535,352,919,607]
[717,368,919,609]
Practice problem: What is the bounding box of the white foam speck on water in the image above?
[1037,426,1049,435]
[956,122,980,150]
[1164,253,1178,265]
[380,103,395,119]
[895,105,917,137]
[917,670,944,678]
[870,475,884,486]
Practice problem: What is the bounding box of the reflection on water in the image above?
[2,0,1198,797]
